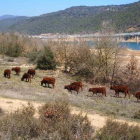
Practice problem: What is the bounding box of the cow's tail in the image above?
[53,78,55,88]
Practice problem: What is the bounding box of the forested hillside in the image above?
[0,16,28,31]
[0,1,140,34]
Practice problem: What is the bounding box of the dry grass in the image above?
[0,56,140,122]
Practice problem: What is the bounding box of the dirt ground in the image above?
[0,97,140,130]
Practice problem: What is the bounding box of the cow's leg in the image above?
[115,92,117,97]
[52,84,54,88]
[124,93,126,98]
[77,90,79,94]
[48,84,50,88]
[118,92,120,98]
[115,92,118,97]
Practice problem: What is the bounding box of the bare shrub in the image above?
[0,103,40,139]
[95,119,140,140]
[39,98,94,139]
[133,110,140,119]
[0,32,42,57]
[0,99,94,139]
[114,55,140,92]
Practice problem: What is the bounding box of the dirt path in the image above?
[71,108,140,129]
[0,97,139,130]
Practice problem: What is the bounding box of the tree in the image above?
[37,46,56,70]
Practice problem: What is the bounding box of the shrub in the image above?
[39,98,94,139]
[0,98,94,139]
[37,46,56,70]
[27,48,41,63]
[0,103,40,139]
[5,42,23,57]
[133,110,140,119]
[95,119,140,140]
[0,107,4,116]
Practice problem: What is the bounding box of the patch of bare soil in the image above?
[0,97,139,130]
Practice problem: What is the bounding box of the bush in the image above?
[0,103,40,139]
[5,42,23,57]
[38,98,94,139]
[133,110,140,119]
[0,98,94,139]
[27,48,41,63]
[95,119,140,140]
[37,46,56,70]
[0,33,24,57]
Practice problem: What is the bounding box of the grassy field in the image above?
[0,55,140,122]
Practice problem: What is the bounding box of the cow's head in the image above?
[41,80,43,86]
[64,85,69,89]
[21,75,25,81]
[110,85,114,90]
[88,88,92,92]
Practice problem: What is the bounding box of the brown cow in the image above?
[27,69,36,78]
[133,92,140,102]
[71,82,83,90]
[4,69,11,79]
[12,67,21,75]
[110,85,130,98]
[89,87,106,97]
[21,73,31,83]
[41,77,55,88]
[64,85,79,94]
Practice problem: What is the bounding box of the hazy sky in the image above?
[0,0,138,16]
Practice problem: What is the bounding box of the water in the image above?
[120,42,140,50]
[88,42,140,50]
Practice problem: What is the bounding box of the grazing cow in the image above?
[21,73,31,83]
[27,69,36,78]
[41,77,55,88]
[133,92,140,102]
[71,82,83,90]
[12,67,21,75]
[4,69,11,79]
[64,85,79,94]
[110,85,130,98]
[89,87,106,97]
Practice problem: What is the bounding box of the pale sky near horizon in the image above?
[0,0,138,16]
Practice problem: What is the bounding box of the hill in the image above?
[1,1,140,34]
[0,15,17,20]
[0,16,28,31]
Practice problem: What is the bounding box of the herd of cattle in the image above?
[3,67,140,102]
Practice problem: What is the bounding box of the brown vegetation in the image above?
[0,99,94,140]
[95,119,140,140]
